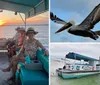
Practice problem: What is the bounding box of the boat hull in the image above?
[56,69,100,79]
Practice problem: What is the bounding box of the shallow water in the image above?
[51,74,100,85]
[51,59,100,85]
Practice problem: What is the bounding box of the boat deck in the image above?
[0,54,21,85]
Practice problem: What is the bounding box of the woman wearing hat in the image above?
[7,27,26,59]
[13,27,21,41]
[2,27,49,80]
[1,27,22,60]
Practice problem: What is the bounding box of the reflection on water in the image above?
[51,59,100,85]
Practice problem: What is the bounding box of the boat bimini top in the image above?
[66,52,99,62]
[0,0,48,19]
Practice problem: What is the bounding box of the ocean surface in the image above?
[0,25,49,47]
[51,58,100,85]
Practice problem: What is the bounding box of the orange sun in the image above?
[0,20,5,26]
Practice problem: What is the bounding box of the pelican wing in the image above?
[79,4,100,30]
[50,12,67,24]
[94,30,100,35]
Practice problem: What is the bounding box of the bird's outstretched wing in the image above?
[79,4,100,30]
[50,12,67,24]
[94,30,100,35]
[50,12,73,33]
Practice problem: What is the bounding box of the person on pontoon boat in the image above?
[12,27,21,44]
[7,27,21,58]
[2,27,21,48]
[2,27,49,80]
[6,27,26,60]
[15,27,26,51]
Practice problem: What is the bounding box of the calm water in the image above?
[51,59,100,85]
[0,25,49,46]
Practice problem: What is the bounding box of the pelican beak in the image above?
[55,23,72,33]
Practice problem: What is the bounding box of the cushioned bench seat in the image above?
[20,66,48,85]
[17,49,49,85]
[36,49,49,73]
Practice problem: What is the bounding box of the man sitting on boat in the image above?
[2,27,49,80]
[2,27,21,47]
[2,27,26,60]
[12,27,21,43]
[7,27,21,59]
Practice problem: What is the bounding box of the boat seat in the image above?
[36,49,49,73]
[25,60,43,70]
[20,66,48,85]
[16,49,49,85]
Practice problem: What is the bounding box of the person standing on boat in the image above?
[2,27,49,80]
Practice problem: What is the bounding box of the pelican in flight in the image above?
[50,4,100,40]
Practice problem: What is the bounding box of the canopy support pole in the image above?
[25,15,26,29]
[19,13,26,29]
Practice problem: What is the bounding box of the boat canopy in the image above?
[0,0,48,19]
[66,52,99,61]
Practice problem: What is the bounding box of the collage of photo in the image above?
[0,0,100,85]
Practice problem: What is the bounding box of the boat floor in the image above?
[0,54,21,85]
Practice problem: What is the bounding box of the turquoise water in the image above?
[51,74,100,85]
[51,59,100,85]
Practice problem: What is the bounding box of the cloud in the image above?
[51,0,100,13]
[50,0,100,42]
[0,10,48,25]
[51,0,100,22]
[50,43,100,59]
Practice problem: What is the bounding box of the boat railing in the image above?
[0,38,8,55]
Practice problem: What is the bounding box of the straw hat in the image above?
[26,27,38,35]
[15,27,20,30]
[19,27,25,31]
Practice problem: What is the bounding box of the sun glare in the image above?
[0,20,5,26]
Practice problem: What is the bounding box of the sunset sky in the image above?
[0,10,49,39]
[0,10,49,25]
